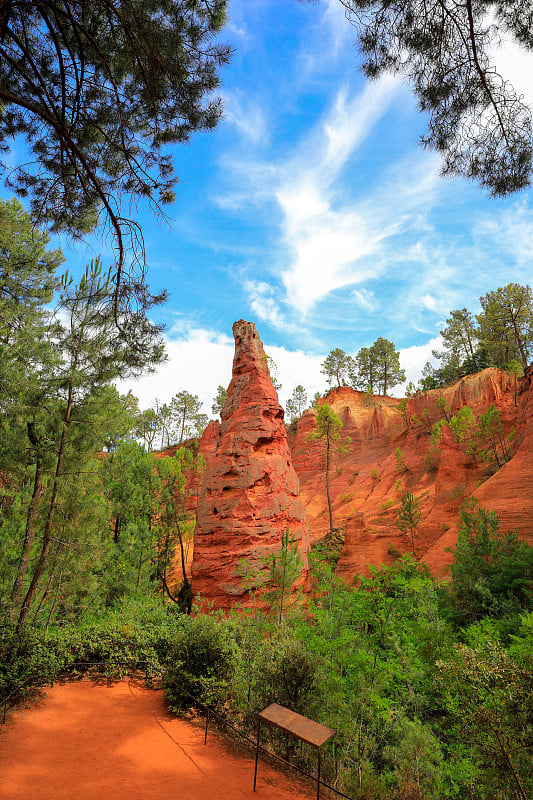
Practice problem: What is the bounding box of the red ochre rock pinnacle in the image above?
[192,320,310,611]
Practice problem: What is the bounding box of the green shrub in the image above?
[163,614,236,712]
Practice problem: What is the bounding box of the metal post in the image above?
[253,718,261,791]
[317,747,321,800]
[204,709,209,745]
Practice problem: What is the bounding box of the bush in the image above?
[0,597,184,699]
[163,614,237,712]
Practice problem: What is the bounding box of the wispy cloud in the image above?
[352,287,379,312]
[475,198,533,267]
[220,89,268,145]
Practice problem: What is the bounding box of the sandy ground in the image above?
[0,679,311,800]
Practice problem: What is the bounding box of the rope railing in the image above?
[0,658,356,800]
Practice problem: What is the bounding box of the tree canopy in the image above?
[0,0,231,302]
[338,0,533,196]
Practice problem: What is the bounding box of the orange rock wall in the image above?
[290,367,530,580]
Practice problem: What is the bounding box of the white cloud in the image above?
[220,89,268,145]
[322,0,352,55]
[475,199,533,266]
[118,321,325,415]
[245,280,293,331]
[394,336,442,396]
[118,325,235,413]
[266,345,325,408]
[274,78,411,314]
[491,25,533,108]
[352,288,379,312]
[421,294,437,311]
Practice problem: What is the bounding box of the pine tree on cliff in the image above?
[357,338,405,395]
[308,404,343,533]
[396,490,422,558]
[321,348,353,389]
[350,346,376,393]
[211,385,228,417]
[477,284,533,370]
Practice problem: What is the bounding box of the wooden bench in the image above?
[253,702,336,800]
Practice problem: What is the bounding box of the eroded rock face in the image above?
[290,367,531,578]
[192,320,309,610]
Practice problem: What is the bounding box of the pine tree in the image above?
[477,284,533,370]
[308,404,343,533]
[286,385,308,423]
[396,491,422,558]
[321,348,352,389]
[369,338,405,395]
[0,1,231,298]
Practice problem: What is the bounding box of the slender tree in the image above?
[211,385,228,417]
[321,348,352,389]
[396,491,422,558]
[169,391,206,444]
[350,346,377,393]
[16,258,165,629]
[308,404,343,533]
[369,337,405,395]
[286,385,308,423]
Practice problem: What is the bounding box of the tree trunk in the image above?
[511,317,528,370]
[10,452,44,617]
[325,433,333,533]
[17,382,73,631]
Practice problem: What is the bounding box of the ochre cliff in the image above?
[191,320,309,610]
[289,367,530,579]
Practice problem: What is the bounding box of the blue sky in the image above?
[7,0,533,413]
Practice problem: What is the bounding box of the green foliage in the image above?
[396,397,411,425]
[437,637,533,800]
[505,358,524,406]
[424,446,440,471]
[168,390,208,445]
[477,283,533,370]
[0,597,184,697]
[474,403,513,470]
[444,500,533,629]
[353,338,405,395]
[321,348,352,389]
[286,384,308,423]
[163,614,236,712]
[396,491,422,558]
[370,467,381,481]
[263,529,303,624]
[0,0,231,292]
[394,447,409,472]
[211,385,228,417]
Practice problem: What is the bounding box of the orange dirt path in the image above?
[0,679,310,800]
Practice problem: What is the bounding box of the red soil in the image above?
[0,679,309,800]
